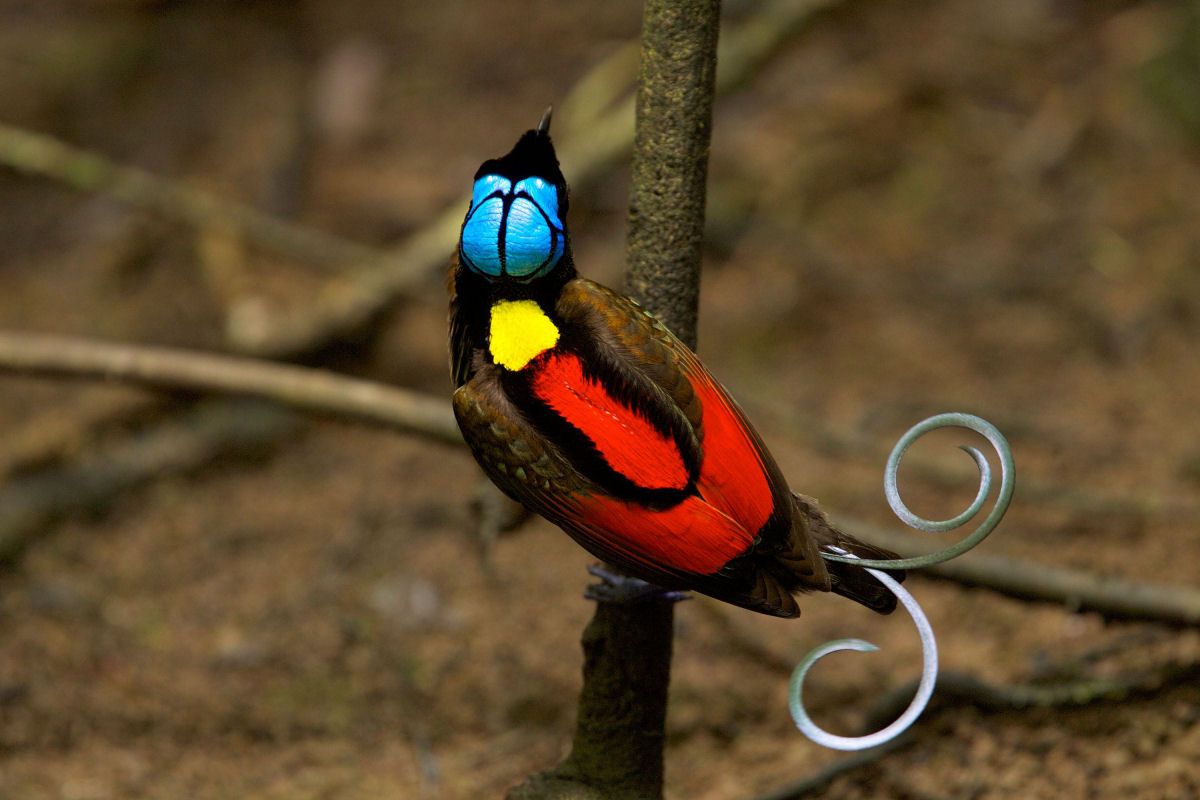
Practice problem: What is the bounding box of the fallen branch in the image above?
[0,331,459,445]
[838,515,1200,627]
[0,329,458,564]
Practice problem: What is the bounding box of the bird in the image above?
[448,110,902,618]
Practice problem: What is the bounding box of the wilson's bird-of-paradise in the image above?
[449,112,901,617]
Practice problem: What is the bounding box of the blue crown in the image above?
[460,172,565,280]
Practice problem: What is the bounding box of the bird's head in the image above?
[458,108,570,284]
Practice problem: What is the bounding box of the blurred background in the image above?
[1,0,1198,798]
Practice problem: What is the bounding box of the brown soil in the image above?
[2,1,1199,798]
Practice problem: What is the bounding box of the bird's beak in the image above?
[538,105,553,135]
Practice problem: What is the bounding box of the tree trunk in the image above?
[507,1,721,797]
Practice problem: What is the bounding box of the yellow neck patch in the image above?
[489,299,560,371]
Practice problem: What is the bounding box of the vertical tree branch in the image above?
[509,2,721,798]
[624,0,721,346]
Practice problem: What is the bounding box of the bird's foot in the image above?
[584,564,690,606]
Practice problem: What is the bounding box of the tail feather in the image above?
[792,493,905,614]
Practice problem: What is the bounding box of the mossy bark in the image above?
[624,0,721,349]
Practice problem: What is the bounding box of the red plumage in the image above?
[530,350,690,492]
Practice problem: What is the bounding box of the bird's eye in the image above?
[460,174,564,280]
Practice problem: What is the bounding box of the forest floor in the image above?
[1,1,1199,798]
